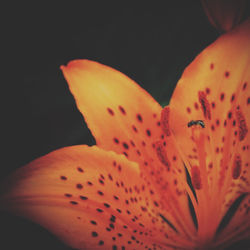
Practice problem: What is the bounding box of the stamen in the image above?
[235,107,248,141]
[155,141,171,171]
[191,166,202,190]
[161,106,171,136]
[198,91,211,120]
[232,154,242,179]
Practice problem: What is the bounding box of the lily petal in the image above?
[169,18,250,243]
[0,145,194,249]
[61,60,163,165]
[61,60,197,239]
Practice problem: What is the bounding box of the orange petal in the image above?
[214,193,250,248]
[169,18,250,243]
[0,145,195,249]
[61,60,197,239]
[61,60,163,166]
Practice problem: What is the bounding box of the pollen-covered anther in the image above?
[191,166,202,190]
[161,106,171,136]
[155,140,171,171]
[198,91,211,120]
[232,154,242,179]
[235,107,248,141]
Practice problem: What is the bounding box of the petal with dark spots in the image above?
[169,18,250,245]
[0,145,194,249]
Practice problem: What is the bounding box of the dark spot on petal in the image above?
[122,142,129,150]
[80,196,88,200]
[107,107,114,116]
[146,129,151,137]
[231,94,235,102]
[99,240,104,245]
[75,167,84,173]
[132,125,138,132]
[210,63,214,70]
[99,179,105,185]
[194,102,199,110]
[108,174,113,181]
[186,107,191,113]
[243,82,247,91]
[154,201,159,207]
[104,203,110,208]
[205,88,211,94]
[119,105,126,115]
[92,231,98,237]
[123,152,128,158]
[220,93,225,101]
[64,193,72,197]
[225,71,230,78]
[60,176,67,180]
[113,138,119,144]
[70,201,78,205]
[98,191,104,196]
[136,114,143,123]
[76,183,83,189]
[110,215,116,223]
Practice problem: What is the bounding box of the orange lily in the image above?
[1,18,250,250]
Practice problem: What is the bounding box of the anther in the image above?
[198,91,211,120]
[161,106,171,136]
[155,141,171,171]
[191,166,202,190]
[235,107,248,141]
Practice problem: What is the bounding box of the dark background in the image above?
[2,1,250,249]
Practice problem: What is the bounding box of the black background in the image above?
[2,1,250,249]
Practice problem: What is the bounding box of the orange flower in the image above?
[1,19,250,250]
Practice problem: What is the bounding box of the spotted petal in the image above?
[61,60,197,239]
[169,18,250,244]
[61,60,163,165]
[0,145,197,249]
